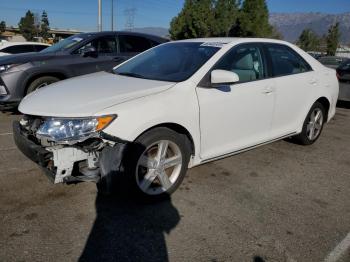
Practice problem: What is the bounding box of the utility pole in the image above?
[111,0,114,31]
[98,0,102,32]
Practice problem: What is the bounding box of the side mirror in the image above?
[211,70,239,85]
[81,46,98,58]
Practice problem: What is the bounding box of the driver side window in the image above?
[214,45,265,83]
[76,36,118,55]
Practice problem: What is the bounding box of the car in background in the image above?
[0,31,168,108]
[336,59,350,101]
[318,56,347,69]
[14,38,338,200]
[0,41,50,56]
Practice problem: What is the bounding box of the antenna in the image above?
[124,8,136,31]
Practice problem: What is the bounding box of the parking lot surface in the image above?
[0,105,349,262]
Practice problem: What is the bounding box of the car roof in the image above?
[175,37,290,45]
[75,31,168,42]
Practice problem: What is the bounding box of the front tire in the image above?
[26,76,60,94]
[98,127,191,200]
[292,102,326,145]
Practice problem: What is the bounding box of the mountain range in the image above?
[130,12,350,45]
[269,12,350,44]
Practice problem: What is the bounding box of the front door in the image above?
[196,43,275,160]
[70,35,121,76]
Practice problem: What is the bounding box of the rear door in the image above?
[117,34,155,61]
[264,43,316,138]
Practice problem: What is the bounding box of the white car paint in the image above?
[19,38,339,168]
[20,71,176,117]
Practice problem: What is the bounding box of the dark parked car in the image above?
[318,56,347,69]
[0,31,167,108]
[336,59,350,102]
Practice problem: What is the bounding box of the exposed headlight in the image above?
[36,115,116,143]
[0,64,20,73]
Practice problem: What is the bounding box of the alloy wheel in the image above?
[136,140,183,195]
[307,108,324,140]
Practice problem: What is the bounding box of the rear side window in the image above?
[119,35,152,53]
[1,44,35,54]
[266,44,312,77]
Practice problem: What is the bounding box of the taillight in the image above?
[336,72,340,80]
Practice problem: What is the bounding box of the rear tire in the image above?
[292,102,326,145]
[97,127,191,201]
[26,76,60,94]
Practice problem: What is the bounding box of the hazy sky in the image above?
[0,0,349,31]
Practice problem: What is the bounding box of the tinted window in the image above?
[119,35,152,53]
[114,42,220,82]
[338,59,350,71]
[319,56,345,66]
[213,44,265,83]
[2,45,35,54]
[41,35,87,53]
[33,45,48,52]
[267,44,311,77]
[77,36,118,54]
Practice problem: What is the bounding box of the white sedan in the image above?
[14,38,339,200]
[0,41,50,56]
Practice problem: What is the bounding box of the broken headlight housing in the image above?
[36,115,116,144]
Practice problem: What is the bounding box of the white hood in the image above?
[19,71,175,117]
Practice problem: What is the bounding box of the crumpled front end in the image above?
[13,115,127,184]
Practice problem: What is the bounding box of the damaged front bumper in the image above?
[13,120,127,184]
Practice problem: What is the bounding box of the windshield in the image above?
[114,42,221,82]
[40,35,87,53]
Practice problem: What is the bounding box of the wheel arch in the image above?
[135,122,196,156]
[23,72,68,95]
[315,96,330,120]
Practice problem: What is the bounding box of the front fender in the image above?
[96,82,202,165]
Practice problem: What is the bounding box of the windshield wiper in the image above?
[116,72,147,79]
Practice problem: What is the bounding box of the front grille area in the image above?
[19,115,44,144]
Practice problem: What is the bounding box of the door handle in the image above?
[309,78,317,85]
[262,87,274,94]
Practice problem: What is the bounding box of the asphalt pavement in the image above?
[0,104,349,262]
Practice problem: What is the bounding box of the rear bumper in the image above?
[13,121,55,182]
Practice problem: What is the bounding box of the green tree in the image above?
[169,0,214,40]
[297,29,320,51]
[211,0,240,37]
[18,10,36,41]
[40,11,50,40]
[326,22,341,56]
[270,25,283,40]
[0,21,6,33]
[232,0,272,37]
